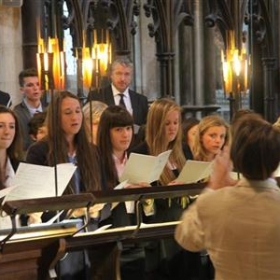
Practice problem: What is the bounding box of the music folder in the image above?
[176,160,213,183]
[0,193,94,250]
[119,150,172,184]
[2,162,77,203]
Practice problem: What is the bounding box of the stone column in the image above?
[0,6,22,106]
[262,57,276,122]
[133,10,159,101]
[21,0,41,69]
[193,0,204,106]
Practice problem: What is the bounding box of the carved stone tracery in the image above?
[35,0,278,119]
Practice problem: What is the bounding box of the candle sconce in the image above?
[222,43,251,120]
[79,29,112,97]
[37,36,65,92]
[38,52,54,91]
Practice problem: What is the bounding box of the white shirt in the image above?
[23,98,43,117]
[111,84,133,116]
[0,157,17,230]
[4,157,15,187]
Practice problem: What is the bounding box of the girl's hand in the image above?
[89,204,105,218]
[125,182,151,189]
[28,212,42,225]
[69,208,86,218]
[168,180,184,186]
[69,204,105,219]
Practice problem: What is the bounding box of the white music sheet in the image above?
[3,162,76,203]
[119,150,172,184]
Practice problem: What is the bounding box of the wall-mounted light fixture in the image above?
[80,29,111,91]
[37,36,65,91]
[221,32,250,119]
[222,48,249,95]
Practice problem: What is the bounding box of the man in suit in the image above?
[0,90,12,107]
[13,68,47,151]
[87,57,148,127]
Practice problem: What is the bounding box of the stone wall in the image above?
[0,6,22,107]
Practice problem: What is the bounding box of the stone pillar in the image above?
[204,26,216,105]
[133,11,159,101]
[0,6,22,106]
[21,0,41,69]
[179,24,194,106]
[262,57,277,122]
[193,0,204,106]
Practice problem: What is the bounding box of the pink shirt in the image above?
[112,152,134,213]
[112,152,128,178]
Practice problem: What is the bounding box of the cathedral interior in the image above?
[0,0,280,122]
[1,1,280,280]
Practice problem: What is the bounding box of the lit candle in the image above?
[93,30,97,45]
[82,47,94,88]
[59,51,65,90]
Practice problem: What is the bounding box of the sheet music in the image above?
[0,219,79,242]
[230,171,242,180]
[78,221,180,236]
[273,163,280,177]
[176,160,213,183]
[114,180,128,190]
[91,224,112,233]
[3,163,77,203]
[0,186,17,199]
[29,210,65,226]
[119,150,171,184]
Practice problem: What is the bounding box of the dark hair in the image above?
[231,115,280,180]
[0,106,23,187]
[182,117,199,144]
[97,105,133,189]
[99,105,134,129]
[28,112,47,136]
[231,109,262,128]
[18,68,38,87]
[46,91,102,192]
[0,106,23,162]
[231,112,263,139]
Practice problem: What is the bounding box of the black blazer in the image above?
[87,85,149,126]
[0,91,11,107]
[26,140,108,192]
[129,142,196,222]
[129,141,194,160]
[26,140,111,223]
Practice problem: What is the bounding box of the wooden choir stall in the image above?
[0,194,93,280]
[0,183,205,280]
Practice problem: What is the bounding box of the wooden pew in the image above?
[0,183,205,279]
[0,193,93,280]
[65,183,206,279]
